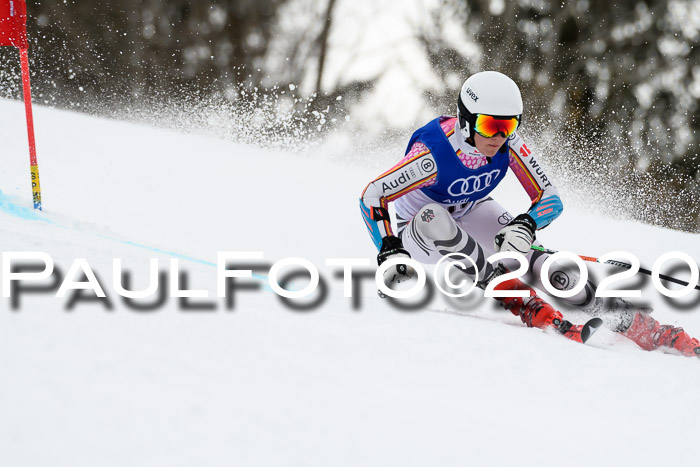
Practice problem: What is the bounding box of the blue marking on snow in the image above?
[0,190,269,283]
[121,241,218,266]
[0,190,51,222]
[119,240,270,282]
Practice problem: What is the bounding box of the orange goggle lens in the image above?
[473,114,520,138]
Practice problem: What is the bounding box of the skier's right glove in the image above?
[494,213,537,255]
[377,235,415,294]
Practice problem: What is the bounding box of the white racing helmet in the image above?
[457,71,523,141]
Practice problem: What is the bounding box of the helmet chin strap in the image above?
[457,119,476,147]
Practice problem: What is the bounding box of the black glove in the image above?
[494,213,537,255]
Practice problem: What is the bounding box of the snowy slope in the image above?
[1,100,700,467]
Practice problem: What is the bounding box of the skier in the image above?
[360,70,700,356]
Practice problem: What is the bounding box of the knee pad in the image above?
[414,204,458,242]
[530,254,595,306]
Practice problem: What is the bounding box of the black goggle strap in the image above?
[457,98,475,134]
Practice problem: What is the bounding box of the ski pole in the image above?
[530,245,700,291]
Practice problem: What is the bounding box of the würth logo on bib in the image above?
[447,169,501,196]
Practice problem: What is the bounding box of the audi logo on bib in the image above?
[447,169,501,196]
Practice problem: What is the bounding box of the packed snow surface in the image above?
[1,101,699,467]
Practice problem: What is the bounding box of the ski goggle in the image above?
[473,114,520,138]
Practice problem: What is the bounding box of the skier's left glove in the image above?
[377,236,414,294]
[494,213,537,255]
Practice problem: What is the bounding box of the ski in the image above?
[556,317,604,344]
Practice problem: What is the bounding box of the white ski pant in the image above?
[397,198,593,306]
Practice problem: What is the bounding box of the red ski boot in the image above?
[491,273,590,342]
[477,264,602,343]
[622,312,700,357]
[495,286,560,328]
